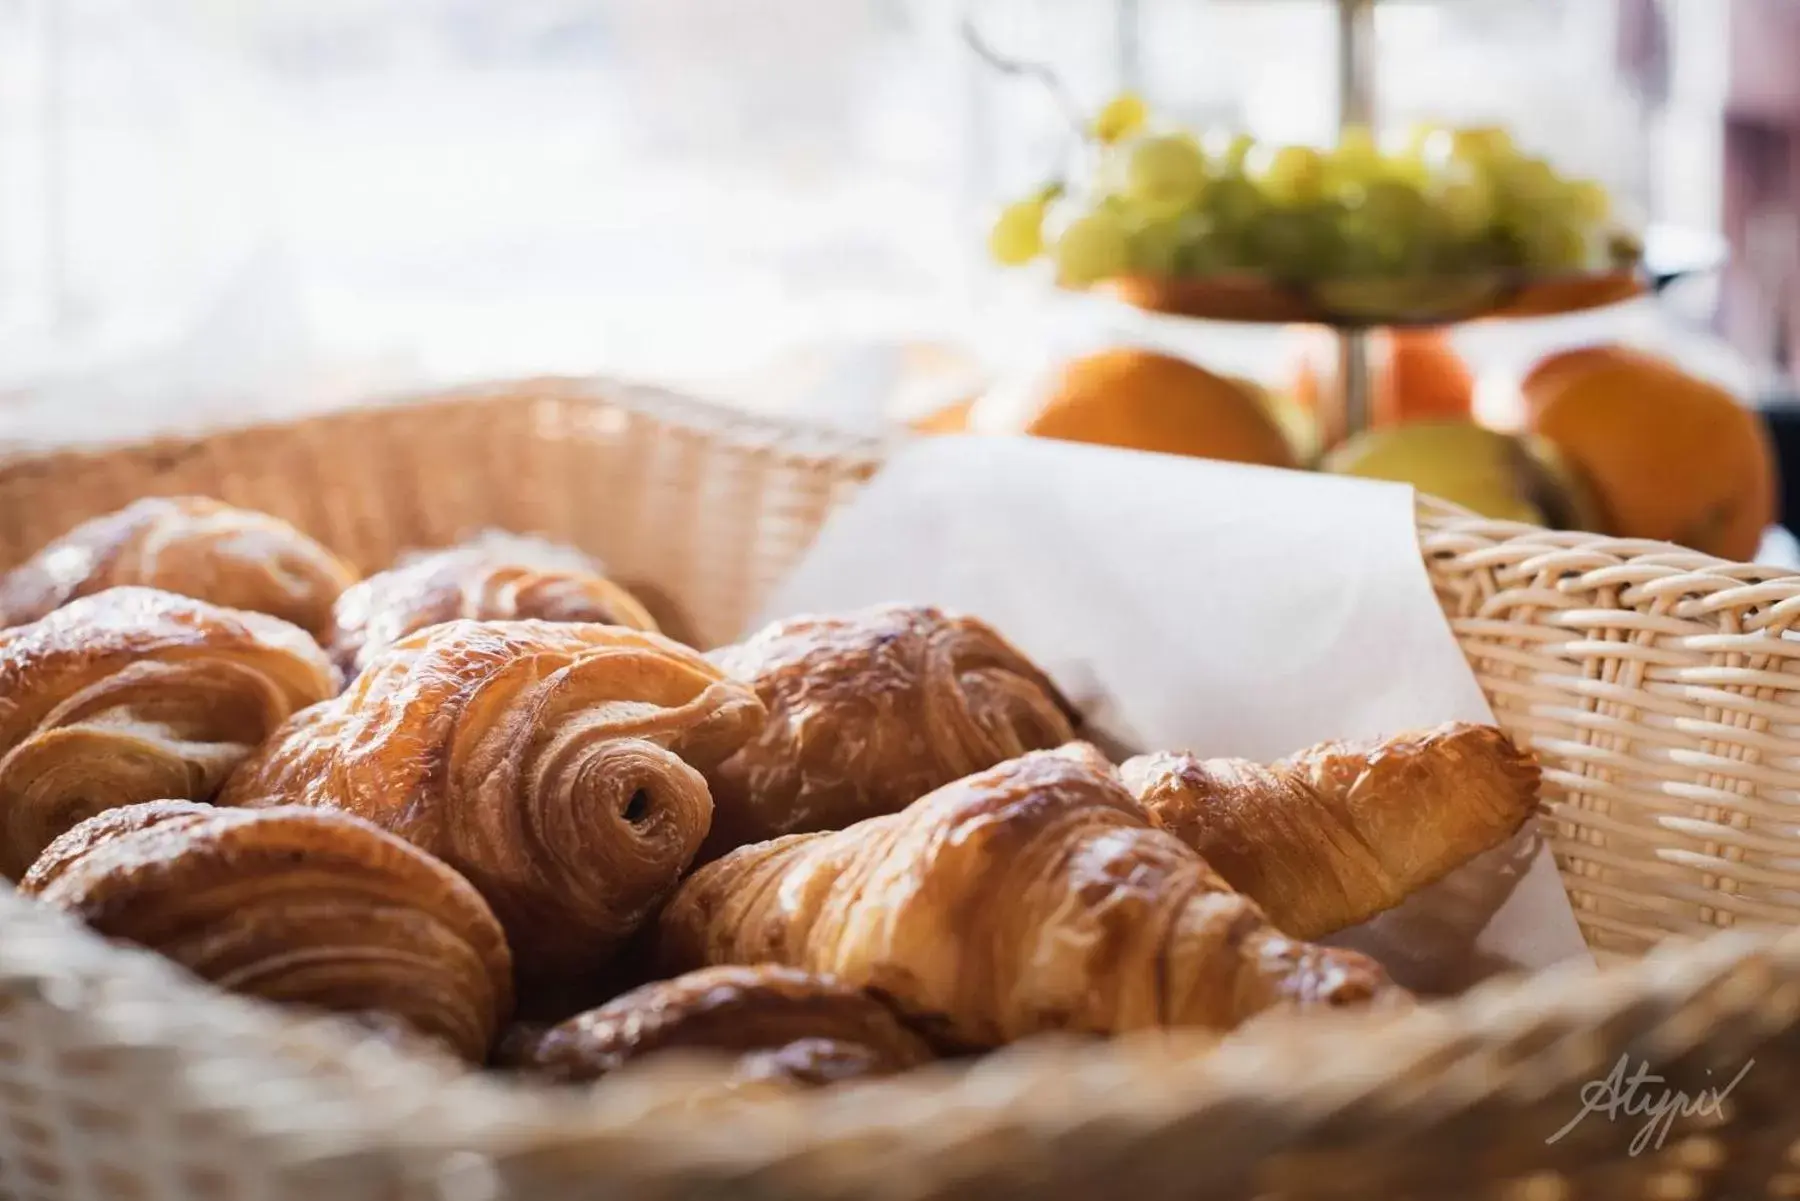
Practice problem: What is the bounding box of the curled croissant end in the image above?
[702,604,1078,858]
[328,536,658,678]
[1121,722,1541,940]
[21,801,513,1062]
[0,497,357,639]
[0,587,338,879]
[659,746,1396,1048]
[222,619,765,988]
[498,964,933,1088]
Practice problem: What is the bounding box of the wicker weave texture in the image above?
[1,378,1800,1199]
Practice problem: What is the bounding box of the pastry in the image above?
[702,604,1077,858]
[1120,723,1540,939]
[21,800,512,1062]
[0,496,357,639]
[658,745,1396,1049]
[498,964,932,1088]
[328,534,657,677]
[222,620,765,989]
[0,587,338,879]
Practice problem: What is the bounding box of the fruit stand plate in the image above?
[1097,268,1645,329]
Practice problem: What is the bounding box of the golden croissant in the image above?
[499,964,933,1089]
[702,604,1078,859]
[1120,723,1540,940]
[222,619,765,989]
[21,800,513,1062]
[658,745,1396,1049]
[0,587,338,879]
[328,534,657,677]
[0,496,357,639]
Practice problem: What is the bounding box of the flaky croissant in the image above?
[21,800,512,1062]
[499,964,933,1088]
[328,534,657,677]
[1120,723,1540,940]
[221,619,765,988]
[0,587,338,879]
[658,745,1395,1049]
[701,604,1078,859]
[0,496,357,639]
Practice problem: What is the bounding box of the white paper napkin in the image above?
[753,434,1593,993]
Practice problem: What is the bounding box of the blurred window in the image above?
[0,0,1668,390]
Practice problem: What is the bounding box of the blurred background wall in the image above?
[0,0,1779,423]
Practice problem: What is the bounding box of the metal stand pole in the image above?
[1336,0,1377,130]
[1332,0,1379,444]
[1335,329,1373,443]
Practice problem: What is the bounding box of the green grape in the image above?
[1206,130,1256,174]
[1250,206,1338,278]
[1336,179,1432,274]
[1338,124,1378,159]
[1182,223,1235,275]
[1202,175,1265,233]
[1567,179,1611,226]
[1436,178,1497,239]
[1607,227,1644,267]
[1497,155,1559,209]
[1507,211,1589,272]
[1326,125,1384,197]
[988,197,1051,266]
[1413,127,1458,177]
[1092,92,1150,144]
[1450,125,1518,168]
[1053,209,1131,286]
[1253,145,1328,208]
[1124,134,1210,214]
[1403,120,1442,158]
[1381,146,1431,189]
[1128,212,1208,276]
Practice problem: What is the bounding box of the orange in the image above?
[1014,348,1297,468]
[1289,328,1474,441]
[912,398,975,434]
[1524,345,1776,561]
[1375,330,1476,426]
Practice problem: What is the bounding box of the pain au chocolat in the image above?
[22,800,513,1062]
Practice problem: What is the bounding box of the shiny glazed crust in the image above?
[659,745,1397,1049]
[702,604,1078,859]
[222,619,765,989]
[21,800,513,1062]
[0,496,357,639]
[499,964,933,1087]
[0,587,338,879]
[1121,723,1540,939]
[328,536,657,678]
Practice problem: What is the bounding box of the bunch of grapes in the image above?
[989,95,1638,289]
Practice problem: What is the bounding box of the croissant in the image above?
[0,496,357,639]
[701,604,1078,859]
[221,619,765,989]
[21,800,512,1062]
[0,587,338,879]
[658,745,1396,1049]
[499,964,932,1089]
[328,534,657,678]
[1120,723,1540,940]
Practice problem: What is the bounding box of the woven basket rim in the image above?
[0,374,894,481]
[6,374,1800,1188]
[6,875,1788,1178]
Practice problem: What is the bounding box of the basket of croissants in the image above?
[3,377,1800,1201]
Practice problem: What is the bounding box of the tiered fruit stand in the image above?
[1097,0,1651,442]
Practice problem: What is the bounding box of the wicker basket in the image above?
[4,377,1800,1201]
